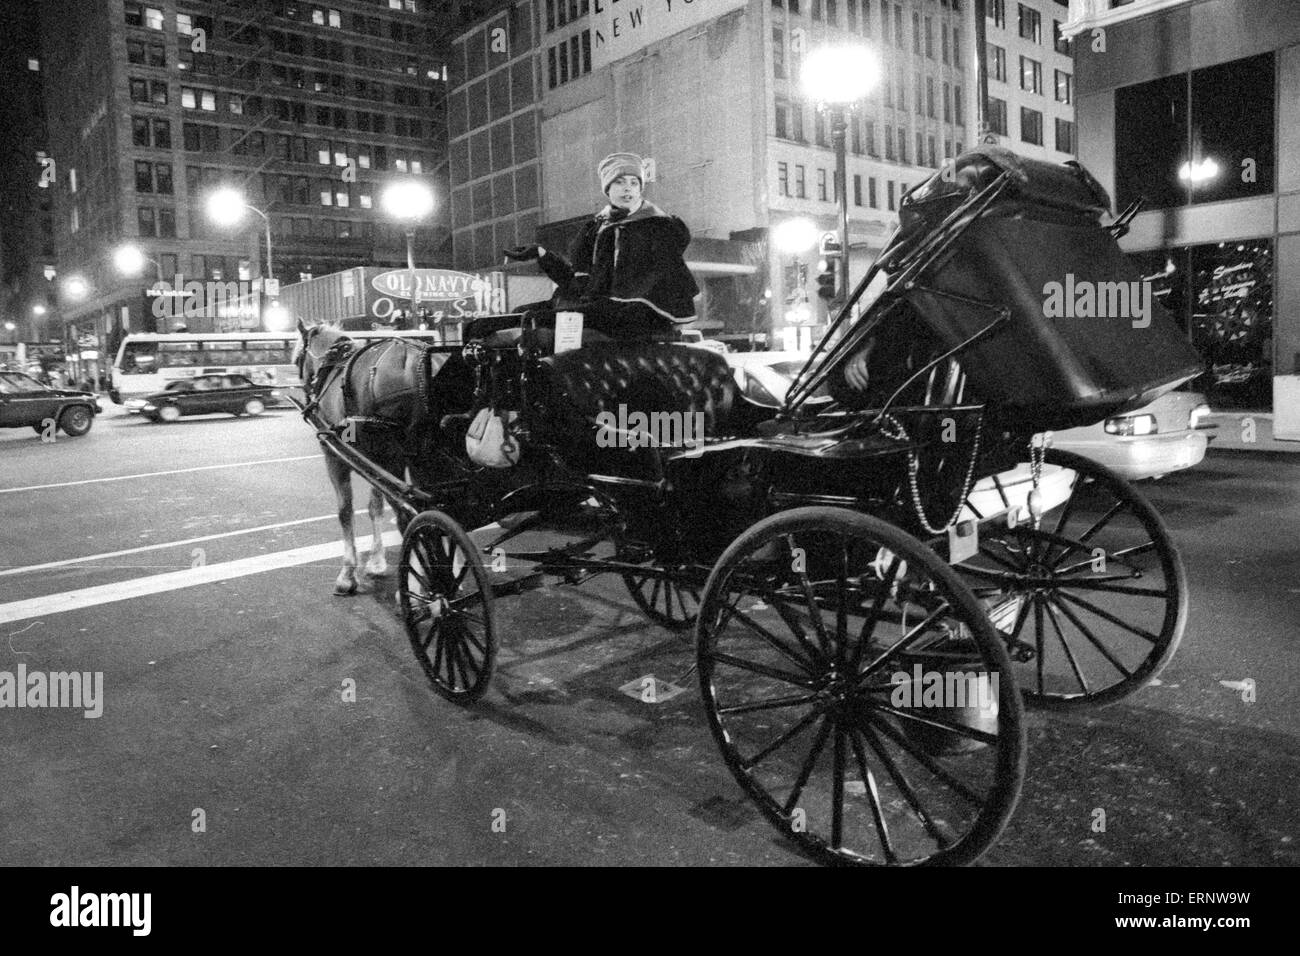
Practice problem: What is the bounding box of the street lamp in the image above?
[32,305,46,317]
[263,302,291,332]
[63,275,89,301]
[112,243,164,281]
[802,43,881,302]
[381,178,435,328]
[206,187,274,279]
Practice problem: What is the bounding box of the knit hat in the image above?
[598,152,644,195]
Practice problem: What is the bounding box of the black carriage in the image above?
[294,145,1201,866]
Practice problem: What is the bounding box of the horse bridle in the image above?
[298,329,356,421]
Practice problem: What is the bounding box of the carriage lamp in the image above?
[1104,413,1158,437]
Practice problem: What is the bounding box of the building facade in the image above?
[38,0,461,375]
[983,0,1076,160]
[448,0,1062,344]
[1065,0,1297,431]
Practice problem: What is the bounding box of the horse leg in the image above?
[362,486,389,577]
[328,455,360,596]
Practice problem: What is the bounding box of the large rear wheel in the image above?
[941,449,1186,709]
[697,507,1025,867]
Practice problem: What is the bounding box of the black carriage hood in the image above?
[901,144,1113,231]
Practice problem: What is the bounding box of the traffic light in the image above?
[816,258,838,301]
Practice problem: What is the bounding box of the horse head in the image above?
[294,320,352,399]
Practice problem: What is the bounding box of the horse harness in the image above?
[302,335,432,438]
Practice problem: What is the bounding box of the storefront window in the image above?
[1189,54,1274,204]
[1114,73,1185,212]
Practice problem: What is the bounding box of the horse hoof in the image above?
[333,580,358,596]
[364,559,389,578]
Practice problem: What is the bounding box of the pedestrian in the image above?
[495,151,700,342]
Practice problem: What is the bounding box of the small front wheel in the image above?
[157,404,182,423]
[399,509,496,704]
[58,406,93,437]
[242,398,265,416]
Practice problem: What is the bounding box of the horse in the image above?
[293,321,451,595]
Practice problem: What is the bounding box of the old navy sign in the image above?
[371,268,489,302]
[591,0,746,70]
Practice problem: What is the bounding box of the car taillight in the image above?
[1104,413,1158,436]
[1189,404,1211,429]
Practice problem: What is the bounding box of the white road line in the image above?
[0,510,372,578]
[0,455,321,494]
[0,530,403,626]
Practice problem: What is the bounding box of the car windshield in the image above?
[0,372,48,394]
[164,381,194,392]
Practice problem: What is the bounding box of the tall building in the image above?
[0,0,58,345]
[1065,0,1297,434]
[38,0,459,366]
[449,0,988,343]
[981,0,1076,160]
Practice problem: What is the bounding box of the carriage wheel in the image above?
[399,509,496,704]
[623,569,700,632]
[948,449,1186,709]
[697,507,1025,867]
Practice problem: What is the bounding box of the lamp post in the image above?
[381,178,435,330]
[802,44,881,303]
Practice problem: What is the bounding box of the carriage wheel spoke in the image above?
[976,545,1024,574]
[1055,544,1154,577]
[1052,579,1169,599]
[709,652,818,688]
[718,596,820,674]
[717,692,821,716]
[865,701,1001,747]
[430,624,445,673]
[1051,471,1083,538]
[857,601,952,683]
[1050,595,1136,677]
[865,714,984,807]
[1043,597,1090,696]
[782,716,834,815]
[849,555,900,674]
[1057,590,1160,645]
[836,536,850,665]
[1007,591,1032,641]
[740,703,826,771]
[1079,499,1128,544]
[785,534,832,654]
[856,723,952,850]
[1034,596,1046,695]
[847,724,896,863]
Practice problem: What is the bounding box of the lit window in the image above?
[229,94,244,115]
[145,7,164,30]
[69,169,78,193]
[312,9,325,24]
[177,13,192,35]
[182,87,197,108]
[389,0,401,8]
[328,9,341,27]
[70,207,80,233]
[410,160,422,174]
[334,150,347,166]
[358,154,371,169]
[202,90,216,111]
[27,58,39,71]
[320,190,333,205]
[394,158,408,172]
[335,191,349,207]
[44,264,57,280]
[317,146,330,164]
[359,193,372,209]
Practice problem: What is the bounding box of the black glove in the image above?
[502,245,542,262]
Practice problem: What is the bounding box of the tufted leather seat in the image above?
[538,343,738,442]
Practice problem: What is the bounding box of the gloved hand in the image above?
[502,245,545,261]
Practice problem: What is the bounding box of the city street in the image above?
[1,407,1296,866]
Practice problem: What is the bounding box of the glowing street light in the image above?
[63,275,89,301]
[1178,157,1220,184]
[206,187,274,278]
[801,43,881,304]
[3,322,15,332]
[381,178,436,327]
[32,305,46,316]
[263,302,292,331]
[112,242,163,280]
[773,217,819,256]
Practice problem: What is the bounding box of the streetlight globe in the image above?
[32,305,46,316]
[263,302,292,331]
[207,187,248,227]
[381,179,435,221]
[64,276,89,301]
[113,243,147,276]
[3,322,15,332]
[773,217,818,255]
[801,44,882,105]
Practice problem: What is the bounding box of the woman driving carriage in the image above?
[475,151,700,343]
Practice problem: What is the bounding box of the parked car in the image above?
[136,374,279,423]
[678,329,729,355]
[0,371,100,437]
[1048,390,1213,480]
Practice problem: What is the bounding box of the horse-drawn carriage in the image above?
[292,145,1201,866]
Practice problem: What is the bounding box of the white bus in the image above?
[109,330,439,408]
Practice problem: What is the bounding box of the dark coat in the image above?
[539,201,700,326]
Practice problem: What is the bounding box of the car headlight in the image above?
[1104,413,1158,436]
[142,403,157,411]
[1189,404,1211,429]
[270,390,281,397]
[125,399,145,408]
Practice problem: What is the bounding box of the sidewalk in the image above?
[1204,411,1300,453]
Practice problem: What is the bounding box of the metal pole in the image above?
[832,106,850,301]
[264,217,274,280]
[973,0,991,142]
[406,228,419,328]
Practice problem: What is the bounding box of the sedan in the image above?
[139,374,279,423]
[1046,390,1213,480]
[0,371,99,437]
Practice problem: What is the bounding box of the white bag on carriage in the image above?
[465,407,522,468]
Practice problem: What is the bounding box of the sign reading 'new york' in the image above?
[590,0,746,70]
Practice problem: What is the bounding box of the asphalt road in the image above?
[1,406,1296,866]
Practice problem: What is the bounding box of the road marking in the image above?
[0,455,321,494]
[0,510,373,578]
[0,530,403,625]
